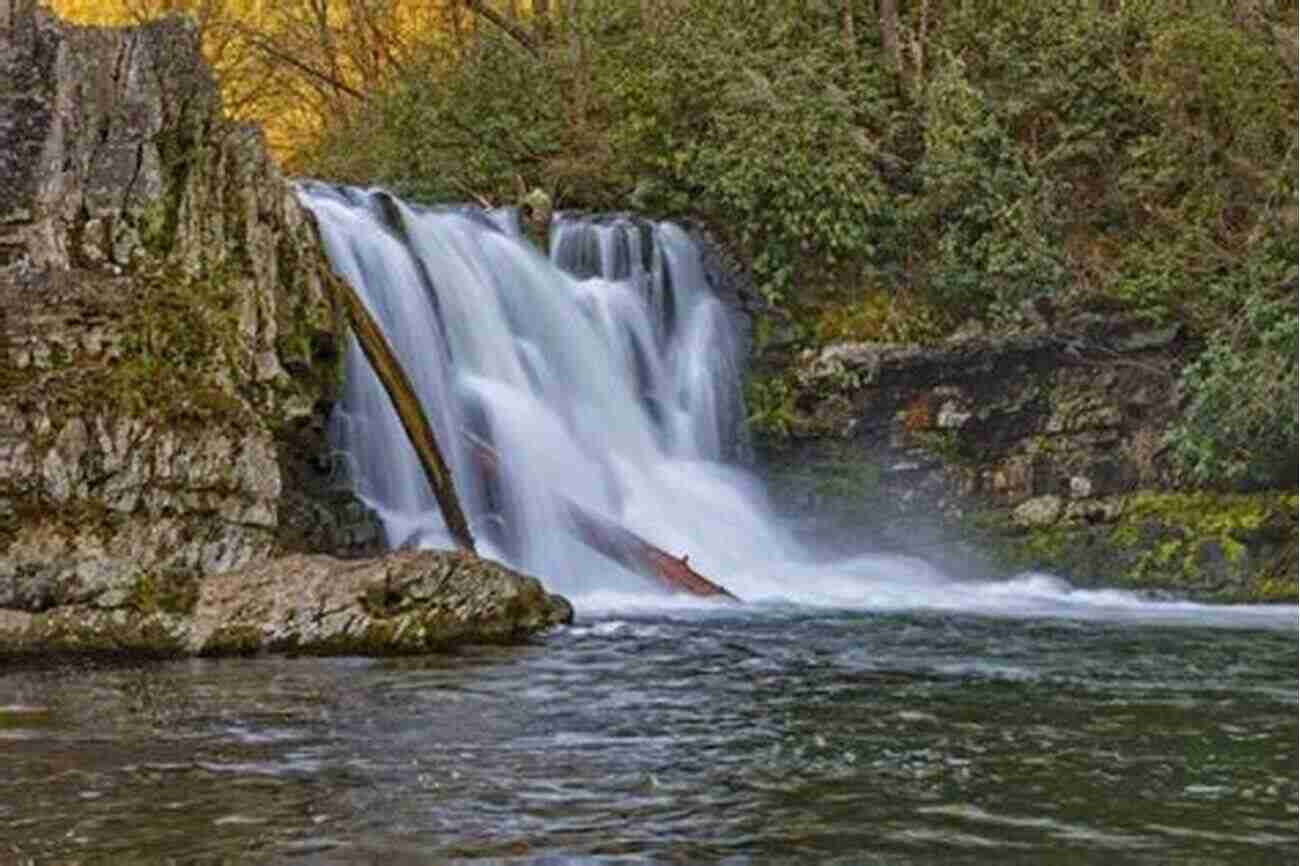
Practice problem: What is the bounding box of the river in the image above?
[2,602,1295,863]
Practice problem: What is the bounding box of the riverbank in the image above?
[752,314,1297,602]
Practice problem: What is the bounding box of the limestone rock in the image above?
[0,550,572,658]
[760,309,1294,600]
[0,6,578,655]
[1012,495,1064,528]
[190,549,573,655]
[0,5,383,621]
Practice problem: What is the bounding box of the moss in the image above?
[200,623,265,656]
[21,607,187,659]
[0,496,121,556]
[1114,492,1295,597]
[135,197,172,261]
[983,490,1297,601]
[127,570,200,616]
[39,261,265,433]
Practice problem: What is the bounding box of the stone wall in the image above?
[0,3,383,620]
[759,314,1297,602]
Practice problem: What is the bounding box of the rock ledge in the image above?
[0,549,573,659]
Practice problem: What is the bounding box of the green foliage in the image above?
[744,375,798,439]
[300,0,912,308]
[1167,238,1299,488]
[809,285,949,345]
[918,56,1063,316]
[297,0,1298,490]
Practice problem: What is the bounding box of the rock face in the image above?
[0,3,380,609]
[0,4,571,655]
[760,316,1297,601]
[0,549,574,657]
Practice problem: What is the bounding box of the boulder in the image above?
[0,549,574,658]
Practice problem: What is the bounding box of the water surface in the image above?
[3,604,1294,864]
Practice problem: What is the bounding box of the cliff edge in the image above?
[0,2,571,657]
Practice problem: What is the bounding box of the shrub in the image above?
[1168,236,1299,489]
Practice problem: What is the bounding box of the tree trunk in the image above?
[879,0,907,92]
[331,273,478,554]
[534,0,550,41]
[565,0,588,124]
[567,507,741,600]
[464,432,738,600]
[911,0,930,82]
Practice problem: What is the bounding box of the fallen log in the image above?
[566,506,740,601]
[464,432,738,601]
[329,271,477,553]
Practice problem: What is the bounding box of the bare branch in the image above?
[463,0,539,58]
[233,25,368,101]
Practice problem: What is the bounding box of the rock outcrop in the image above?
[0,549,573,657]
[760,315,1297,601]
[0,3,570,655]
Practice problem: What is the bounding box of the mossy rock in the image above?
[15,607,189,659]
[989,491,1298,602]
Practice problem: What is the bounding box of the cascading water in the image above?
[301,182,786,600]
[300,183,1290,625]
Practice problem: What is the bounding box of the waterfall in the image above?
[300,183,789,598]
[298,183,1298,623]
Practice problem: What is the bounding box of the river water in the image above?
[4,192,1295,862]
[2,603,1295,864]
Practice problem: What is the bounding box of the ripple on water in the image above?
[0,611,1295,864]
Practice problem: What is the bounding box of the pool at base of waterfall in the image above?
[2,604,1294,865]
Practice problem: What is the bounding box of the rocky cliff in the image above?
[0,2,570,655]
[759,313,1297,602]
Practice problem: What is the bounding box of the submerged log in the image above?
[464,432,738,601]
[566,506,740,601]
[331,274,478,553]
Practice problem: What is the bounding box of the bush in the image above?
[917,56,1063,317]
[1169,235,1299,489]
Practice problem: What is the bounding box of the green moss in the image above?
[127,570,200,616]
[65,261,263,431]
[200,624,264,656]
[135,197,172,260]
[21,607,187,659]
[1113,492,1294,596]
[986,490,1297,601]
